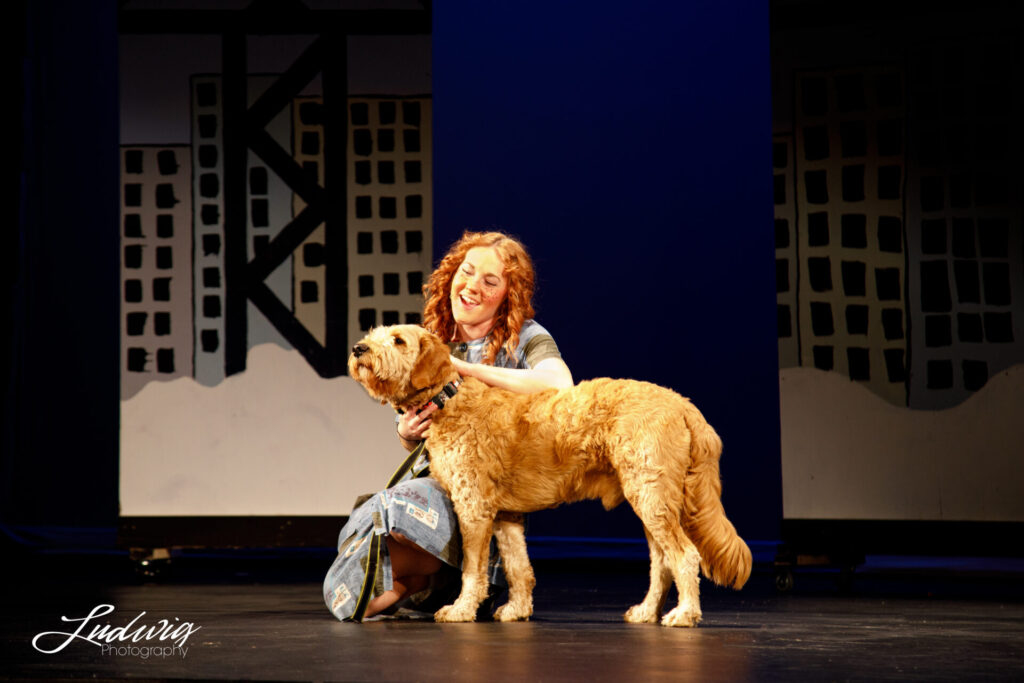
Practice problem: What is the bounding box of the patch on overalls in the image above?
[332,584,352,611]
[343,535,367,558]
[405,502,439,529]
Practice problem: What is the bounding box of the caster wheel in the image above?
[129,548,172,580]
[775,569,794,593]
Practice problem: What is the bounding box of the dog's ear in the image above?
[410,334,451,390]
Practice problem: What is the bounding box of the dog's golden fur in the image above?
[349,324,752,627]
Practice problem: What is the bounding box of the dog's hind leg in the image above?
[624,526,672,624]
[623,482,703,627]
[492,512,535,622]
[434,501,495,623]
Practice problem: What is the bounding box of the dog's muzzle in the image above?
[351,343,369,358]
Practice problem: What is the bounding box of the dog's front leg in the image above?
[492,512,534,622]
[434,504,494,623]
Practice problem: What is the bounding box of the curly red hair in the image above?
[422,231,536,365]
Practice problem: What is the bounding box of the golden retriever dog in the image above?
[349,325,751,627]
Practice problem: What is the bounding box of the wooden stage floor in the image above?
[4,551,1023,682]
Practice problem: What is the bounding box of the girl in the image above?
[324,231,572,621]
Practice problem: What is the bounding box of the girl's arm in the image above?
[451,356,573,394]
[396,356,571,448]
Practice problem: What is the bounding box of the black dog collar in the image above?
[398,379,462,415]
[426,379,462,410]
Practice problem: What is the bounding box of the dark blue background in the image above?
[433,2,779,540]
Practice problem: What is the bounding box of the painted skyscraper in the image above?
[346,96,433,344]
[777,66,909,407]
[190,75,294,388]
[120,145,194,399]
[904,44,1023,409]
[292,95,433,352]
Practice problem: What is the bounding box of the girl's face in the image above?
[450,246,508,338]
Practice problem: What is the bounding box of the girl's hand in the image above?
[397,402,438,442]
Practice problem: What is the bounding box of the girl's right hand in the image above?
[397,403,438,442]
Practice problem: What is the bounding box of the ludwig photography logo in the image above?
[32,604,202,659]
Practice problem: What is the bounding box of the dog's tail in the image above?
[680,400,752,590]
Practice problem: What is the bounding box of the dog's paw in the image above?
[493,602,532,622]
[434,602,478,623]
[623,602,661,624]
[660,605,702,628]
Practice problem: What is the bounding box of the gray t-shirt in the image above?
[448,319,562,369]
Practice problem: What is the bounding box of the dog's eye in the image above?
[393,336,406,345]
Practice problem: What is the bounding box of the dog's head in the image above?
[348,325,455,411]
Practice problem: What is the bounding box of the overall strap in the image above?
[344,440,429,623]
[386,439,428,487]
[344,532,383,623]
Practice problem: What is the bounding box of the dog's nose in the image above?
[352,343,369,358]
